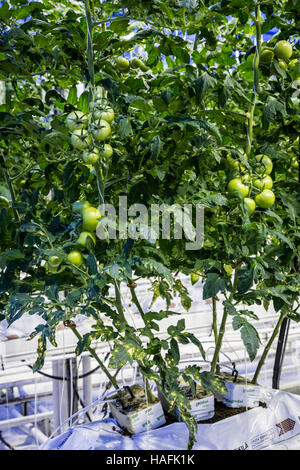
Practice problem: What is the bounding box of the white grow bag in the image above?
[42,389,300,450]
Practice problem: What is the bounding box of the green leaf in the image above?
[67,86,77,105]
[170,338,180,363]
[77,91,89,114]
[236,265,254,294]
[179,0,197,12]
[262,97,285,129]
[232,316,260,361]
[86,253,98,275]
[194,73,217,103]
[203,273,226,299]
[150,135,162,158]
[185,333,206,359]
[118,116,132,139]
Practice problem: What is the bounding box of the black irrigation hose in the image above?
[24,362,101,381]
[0,430,14,451]
[22,352,111,382]
[272,318,291,389]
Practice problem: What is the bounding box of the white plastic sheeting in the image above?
[43,388,300,450]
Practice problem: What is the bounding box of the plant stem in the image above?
[70,325,119,389]
[85,1,106,207]
[210,265,241,374]
[94,163,105,206]
[245,4,261,157]
[145,378,155,404]
[128,283,147,327]
[210,306,229,375]
[114,280,127,324]
[252,311,286,384]
[212,296,218,345]
[84,0,95,92]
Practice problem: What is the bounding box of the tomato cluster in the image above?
[66,89,114,165]
[226,150,276,214]
[46,202,100,270]
[46,94,113,269]
[260,40,300,80]
[116,56,149,74]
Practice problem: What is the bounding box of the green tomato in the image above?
[91,119,111,142]
[291,157,299,169]
[253,154,273,175]
[130,57,141,69]
[130,57,149,72]
[66,111,89,132]
[46,262,65,274]
[243,197,256,214]
[77,231,96,247]
[82,147,99,164]
[274,41,293,60]
[48,256,62,268]
[260,48,274,65]
[93,107,115,123]
[100,143,113,158]
[228,178,249,197]
[68,250,83,267]
[82,206,101,231]
[72,200,91,213]
[71,129,92,150]
[116,57,130,73]
[191,272,199,285]
[226,149,247,171]
[253,175,273,190]
[255,189,275,209]
[277,59,288,70]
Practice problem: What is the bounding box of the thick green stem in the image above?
[114,280,127,324]
[210,265,241,374]
[245,4,261,157]
[70,325,119,389]
[145,378,155,404]
[212,296,218,346]
[128,283,147,327]
[85,1,105,207]
[252,311,286,384]
[210,307,229,375]
[94,163,105,206]
[84,0,95,91]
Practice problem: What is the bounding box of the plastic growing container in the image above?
[158,379,215,422]
[108,384,166,434]
[215,372,261,409]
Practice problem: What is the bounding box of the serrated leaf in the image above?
[262,97,285,129]
[203,273,226,299]
[86,253,98,275]
[179,0,197,11]
[118,116,132,139]
[232,316,260,361]
[236,266,254,294]
[67,86,77,105]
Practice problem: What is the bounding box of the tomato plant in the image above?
[0,0,299,449]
